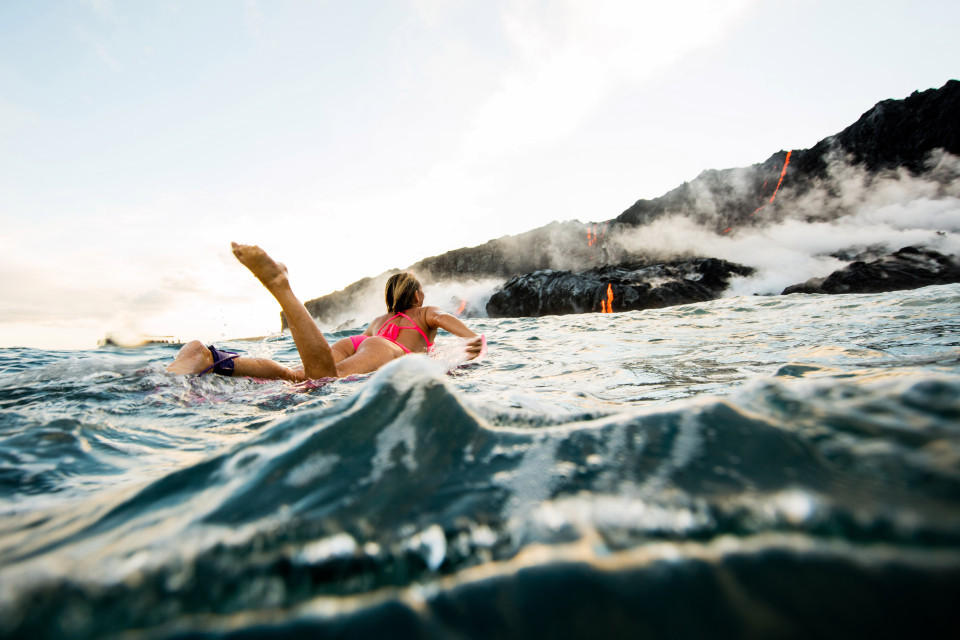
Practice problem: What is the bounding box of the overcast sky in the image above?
[2,0,958,348]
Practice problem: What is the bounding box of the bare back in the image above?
[367,306,438,353]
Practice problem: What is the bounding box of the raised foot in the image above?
[231,242,289,291]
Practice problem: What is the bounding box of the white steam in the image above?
[615,151,960,295]
[318,151,960,329]
[422,278,503,319]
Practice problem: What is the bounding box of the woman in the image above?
[167,243,484,380]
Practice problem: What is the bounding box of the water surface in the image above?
[2,285,959,638]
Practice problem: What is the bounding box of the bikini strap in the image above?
[393,312,434,347]
[378,312,434,347]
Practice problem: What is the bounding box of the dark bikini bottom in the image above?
[200,345,239,376]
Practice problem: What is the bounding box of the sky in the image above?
[1,0,958,349]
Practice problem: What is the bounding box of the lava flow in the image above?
[455,299,467,316]
[600,283,614,313]
[724,150,793,235]
[587,223,608,248]
[751,150,792,216]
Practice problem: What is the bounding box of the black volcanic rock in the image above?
[782,247,960,295]
[617,80,960,231]
[291,221,622,327]
[486,259,754,318]
[409,221,604,280]
[832,81,960,173]
[291,81,959,327]
[613,152,793,232]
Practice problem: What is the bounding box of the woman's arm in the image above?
[425,307,483,358]
[425,307,476,337]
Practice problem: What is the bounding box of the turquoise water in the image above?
[2,285,959,638]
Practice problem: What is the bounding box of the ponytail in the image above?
[384,272,422,313]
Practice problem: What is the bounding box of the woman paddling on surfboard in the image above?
[167,242,485,380]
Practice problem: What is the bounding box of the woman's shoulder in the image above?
[419,306,443,325]
[367,312,390,330]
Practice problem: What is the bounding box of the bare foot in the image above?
[167,340,213,374]
[231,242,289,292]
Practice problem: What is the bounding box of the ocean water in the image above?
[1,285,959,639]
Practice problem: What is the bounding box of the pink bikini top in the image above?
[377,311,434,354]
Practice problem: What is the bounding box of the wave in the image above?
[2,354,959,637]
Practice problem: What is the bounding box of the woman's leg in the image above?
[330,337,358,363]
[291,338,403,377]
[168,245,399,380]
[231,242,338,379]
[282,338,357,378]
[166,340,305,381]
[232,356,303,381]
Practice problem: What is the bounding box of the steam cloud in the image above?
[612,150,960,295]
[317,149,959,330]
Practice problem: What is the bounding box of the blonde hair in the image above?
[385,272,422,313]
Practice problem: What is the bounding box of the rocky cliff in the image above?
[292,80,959,326]
[616,80,960,230]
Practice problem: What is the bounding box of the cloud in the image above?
[0,98,40,142]
[74,25,122,72]
[461,0,758,161]
[76,0,127,70]
[87,0,119,24]
[0,215,287,348]
[244,0,265,39]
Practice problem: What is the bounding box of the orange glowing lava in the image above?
[587,223,609,248]
[751,150,792,216]
[455,299,467,316]
[768,150,792,204]
[600,283,614,313]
